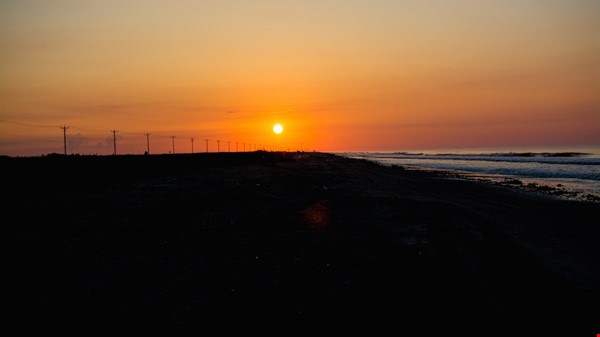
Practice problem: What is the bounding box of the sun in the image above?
[273,124,283,134]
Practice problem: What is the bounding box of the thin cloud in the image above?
[67,133,89,150]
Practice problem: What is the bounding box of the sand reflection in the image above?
[303,200,330,230]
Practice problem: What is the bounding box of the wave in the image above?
[349,152,600,166]
[341,147,600,200]
[382,151,589,157]
[345,151,600,180]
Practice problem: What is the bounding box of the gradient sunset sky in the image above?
[1,0,599,156]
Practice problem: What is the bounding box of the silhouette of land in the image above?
[2,152,599,335]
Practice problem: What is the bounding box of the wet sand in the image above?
[2,152,599,335]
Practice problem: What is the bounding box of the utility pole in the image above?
[205,139,209,153]
[170,136,176,154]
[190,138,194,154]
[228,141,231,152]
[217,140,220,152]
[111,130,118,155]
[60,125,69,155]
[144,133,151,154]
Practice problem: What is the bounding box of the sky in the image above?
[1,0,599,156]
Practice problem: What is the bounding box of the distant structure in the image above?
[170,136,176,154]
[111,130,118,155]
[190,138,194,154]
[144,133,151,154]
[205,139,209,153]
[60,125,69,155]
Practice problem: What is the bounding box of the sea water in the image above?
[339,145,600,201]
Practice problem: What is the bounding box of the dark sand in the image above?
[2,152,599,335]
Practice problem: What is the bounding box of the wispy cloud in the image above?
[63,101,166,115]
[67,133,89,150]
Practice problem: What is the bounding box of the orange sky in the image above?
[1,0,599,156]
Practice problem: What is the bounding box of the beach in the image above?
[2,152,599,335]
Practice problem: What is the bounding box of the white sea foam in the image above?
[339,145,600,201]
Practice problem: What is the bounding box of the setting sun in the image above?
[273,124,283,134]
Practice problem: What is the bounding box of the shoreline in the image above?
[343,152,600,203]
[398,165,600,203]
[3,151,599,334]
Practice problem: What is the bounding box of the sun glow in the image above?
[273,124,283,134]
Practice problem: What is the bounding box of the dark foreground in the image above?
[2,152,599,335]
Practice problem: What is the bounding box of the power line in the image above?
[0,118,110,135]
[70,125,110,134]
[0,118,58,129]
[2,118,284,155]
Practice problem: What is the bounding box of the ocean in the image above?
[339,145,600,202]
